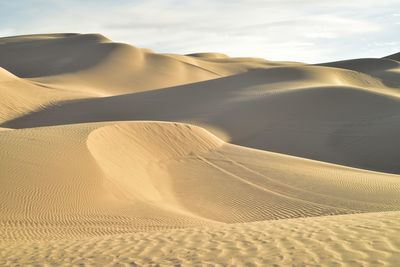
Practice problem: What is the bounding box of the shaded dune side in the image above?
[320,58,400,88]
[88,122,400,223]
[0,33,113,77]
[86,122,224,218]
[385,52,400,62]
[0,67,46,122]
[164,53,293,77]
[164,140,400,223]
[0,33,217,95]
[186,52,230,58]
[87,123,347,224]
[1,121,400,241]
[0,67,90,124]
[0,33,290,95]
[0,122,226,240]
[4,65,400,173]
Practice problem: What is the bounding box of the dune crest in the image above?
[0,67,89,123]
[3,65,399,173]
[186,52,230,59]
[0,33,294,95]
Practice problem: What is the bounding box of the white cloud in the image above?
[305,32,337,39]
[0,0,399,63]
[374,41,398,47]
[0,28,15,38]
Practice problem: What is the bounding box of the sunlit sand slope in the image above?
[1,211,400,266]
[0,33,291,95]
[1,122,399,242]
[4,65,399,173]
[0,67,89,124]
[320,57,400,87]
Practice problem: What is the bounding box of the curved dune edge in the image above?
[1,121,400,243]
[4,64,400,174]
[0,67,91,124]
[86,122,225,223]
[320,57,400,88]
[1,34,399,174]
[0,33,303,125]
[1,211,400,266]
[186,52,230,58]
[0,33,294,96]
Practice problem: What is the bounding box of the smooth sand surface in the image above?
[1,33,400,265]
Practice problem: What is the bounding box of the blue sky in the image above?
[1,0,399,63]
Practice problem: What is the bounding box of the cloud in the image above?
[0,28,15,37]
[0,0,399,63]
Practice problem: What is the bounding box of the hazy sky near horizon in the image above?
[1,0,399,63]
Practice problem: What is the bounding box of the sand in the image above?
[0,33,400,266]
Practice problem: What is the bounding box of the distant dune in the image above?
[1,33,400,265]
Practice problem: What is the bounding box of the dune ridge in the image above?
[1,121,400,239]
[1,33,400,265]
[0,33,292,96]
[3,65,400,173]
[0,67,90,124]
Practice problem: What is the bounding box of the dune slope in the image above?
[2,211,400,266]
[320,57,400,88]
[1,121,400,239]
[0,67,90,124]
[0,33,291,95]
[1,33,400,265]
[4,65,400,173]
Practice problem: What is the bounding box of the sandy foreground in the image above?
[1,33,400,266]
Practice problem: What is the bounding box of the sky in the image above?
[0,0,399,63]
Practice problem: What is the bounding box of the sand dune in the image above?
[1,33,400,265]
[320,57,400,88]
[0,33,291,95]
[2,211,400,266]
[0,67,90,124]
[1,121,400,236]
[385,52,400,61]
[3,65,400,173]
